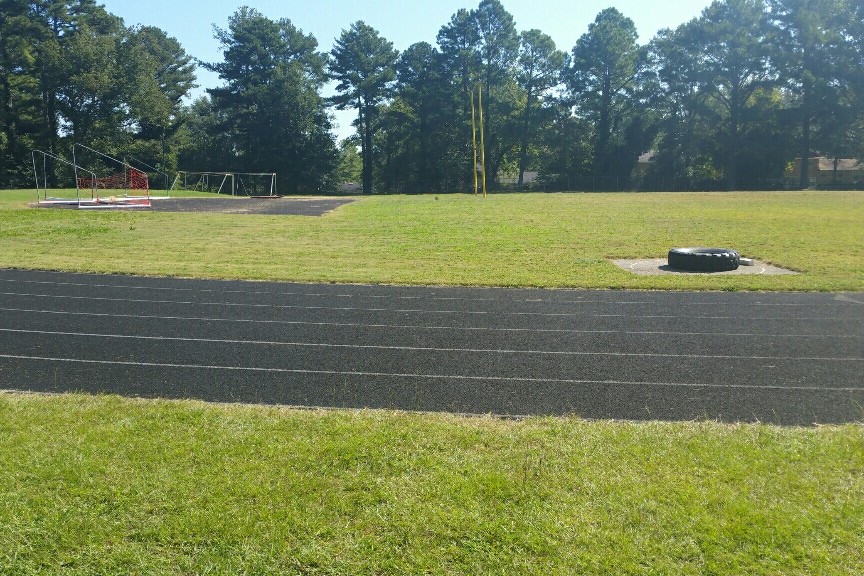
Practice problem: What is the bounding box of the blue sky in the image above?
[102,0,714,140]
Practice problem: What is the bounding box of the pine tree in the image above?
[329,21,397,194]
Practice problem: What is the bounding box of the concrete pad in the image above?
[612,258,798,275]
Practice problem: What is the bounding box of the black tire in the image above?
[667,247,740,272]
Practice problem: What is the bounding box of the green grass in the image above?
[1,393,862,575]
[2,189,863,573]
[1,189,862,290]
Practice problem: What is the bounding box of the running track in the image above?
[1,269,862,425]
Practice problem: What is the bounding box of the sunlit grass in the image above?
[1,393,861,575]
[1,186,211,206]
[1,190,862,290]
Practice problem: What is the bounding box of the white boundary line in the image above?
[2,328,861,362]
[1,353,862,392]
[0,292,855,321]
[1,306,859,338]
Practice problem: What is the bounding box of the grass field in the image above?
[1,189,863,574]
[1,189,863,290]
[1,393,862,575]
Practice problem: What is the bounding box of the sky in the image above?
[101,0,715,141]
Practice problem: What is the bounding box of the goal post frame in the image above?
[72,143,151,199]
[171,171,277,197]
[31,149,98,205]
[235,172,277,197]
[171,171,235,195]
[31,149,151,208]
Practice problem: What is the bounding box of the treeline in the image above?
[2,0,863,193]
[0,0,195,188]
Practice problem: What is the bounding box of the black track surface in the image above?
[148,197,354,215]
[1,269,862,424]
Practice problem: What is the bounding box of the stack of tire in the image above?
[667,247,740,272]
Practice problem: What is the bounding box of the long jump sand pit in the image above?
[613,258,798,275]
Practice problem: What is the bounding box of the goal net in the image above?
[236,173,277,197]
[171,172,234,194]
[31,148,151,209]
[76,167,149,193]
[170,171,277,197]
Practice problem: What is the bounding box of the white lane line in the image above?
[0,293,855,321]
[2,328,861,362]
[2,307,860,338]
[0,277,849,307]
[1,353,862,392]
[835,295,864,305]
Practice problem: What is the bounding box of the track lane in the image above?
[1,356,860,423]
[1,269,863,424]
[1,318,862,360]
[3,323,862,390]
[1,291,862,337]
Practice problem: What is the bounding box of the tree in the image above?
[392,42,454,192]
[123,26,196,174]
[768,0,856,187]
[563,8,643,189]
[177,96,230,173]
[535,107,594,191]
[22,1,147,181]
[28,0,89,179]
[687,0,775,190]
[516,29,564,188]
[474,0,519,89]
[437,9,481,95]
[57,16,126,146]
[645,26,717,190]
[472,0,520,183]
[848,1,864,162]
[437,9,482,191]
[329,21,397,194]
[0,0,38,185]
[434,0,521,189]
[335,139,362,185]
[0,1,196,188]
[205,8,337,193]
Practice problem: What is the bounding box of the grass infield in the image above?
[1,190,863,573]
[1,189,862,290]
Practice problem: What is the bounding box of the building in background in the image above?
[788,157,864,188]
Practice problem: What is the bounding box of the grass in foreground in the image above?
[1,190,862,291]
[0,393,862,575]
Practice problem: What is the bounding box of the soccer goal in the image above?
[125,155,170,194]
[31,147,152,209]
[236,172,277,197]
[32,149,98,206]
[69,143,152,208]
[171,171,235,194]
[170,171,277,197]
